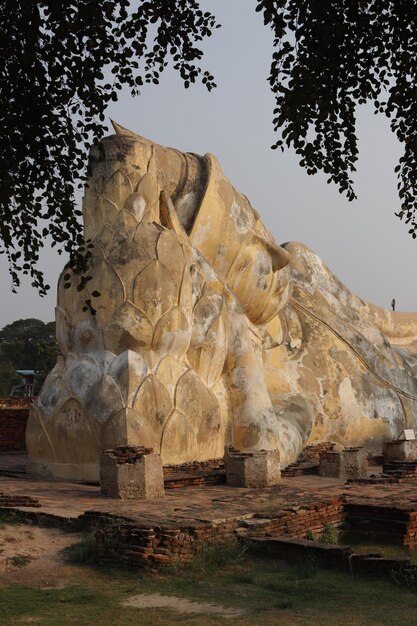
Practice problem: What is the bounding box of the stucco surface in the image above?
[26,125,417,481]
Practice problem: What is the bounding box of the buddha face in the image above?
[227,236,292,325]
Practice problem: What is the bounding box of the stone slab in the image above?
[100,448,164,500]
[224,447,281,487]
[319,448,368,480]
[383,440,417,463]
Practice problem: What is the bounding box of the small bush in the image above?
[170,537,248,574]
[305,529,317,541]
[0,510,28,527]
[320,525,339,544]
[391,566,417,591]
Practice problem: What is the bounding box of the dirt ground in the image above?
[2,523,417,626]
[0,524,82,588]
[0,525,245,619]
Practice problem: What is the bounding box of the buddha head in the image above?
[226,234,291,325]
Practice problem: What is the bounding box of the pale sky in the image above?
[1,1,415,328]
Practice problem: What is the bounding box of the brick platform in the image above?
[251,536,416,578]
[347,460,417,485]
[0,491,41,508]
[345,498,417,547]
[163,459,226,489]
[383,440,417,463]
[281,442,334,477]
[2,453,417,569]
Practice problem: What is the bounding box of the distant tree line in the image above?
[0,318,57,396]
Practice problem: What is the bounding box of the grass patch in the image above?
[320,524,339,544]
[163,537,249,576]
[60,532,98,565]
[2,540,417,625]
[255,486,284,513]
[229,571,255,585]
[0,509,29,528]
[305,529,317,541]
[189,538,248,572]
[3,556,417,626]
[9,555,32,568]
[341,533,417,564]
[304,525,339,544]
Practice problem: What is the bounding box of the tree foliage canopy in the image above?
[0,318,57,395]
[1,0,417,295]
[1,0,218,294]
[0,318,55,343]
[257,0,417,236]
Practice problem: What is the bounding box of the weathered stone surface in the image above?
[383,440,417,463]
[26,123,417,481]
[100,446,164,499]
[225,447,281,487]
[319,448,368,480]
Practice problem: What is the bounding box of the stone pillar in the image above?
[319,447,368,480]
[100,446,164,499]
[224,446,281,487]
[383,440,417,463]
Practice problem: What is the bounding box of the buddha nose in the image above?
[268,242,291,272]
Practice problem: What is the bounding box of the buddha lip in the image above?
[271,282,286,297]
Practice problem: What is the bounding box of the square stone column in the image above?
[100,446,164,499]
[224,446,281,487]
[319,447,368,480]
[383,440,417,463]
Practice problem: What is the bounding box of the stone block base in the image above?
[224,447,281,487]
[383,440,417,463]
[319,447,368,480]
[100,446,164,499]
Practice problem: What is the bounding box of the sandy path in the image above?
[122,593,245,617]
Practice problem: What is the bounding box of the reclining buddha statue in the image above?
[26,123,417,482]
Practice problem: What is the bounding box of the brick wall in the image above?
[0,397,33,408]
[0,407,29,451]
[251,536,416,578]
[2,501,414,578]
[77,497,346,568]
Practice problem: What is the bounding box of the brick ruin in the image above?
[3,411,417,578]
[281,442,335,477]
[3,490,417,579]
[70,497,347,568]
[163,459,225,489]
[0,398,32,452]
